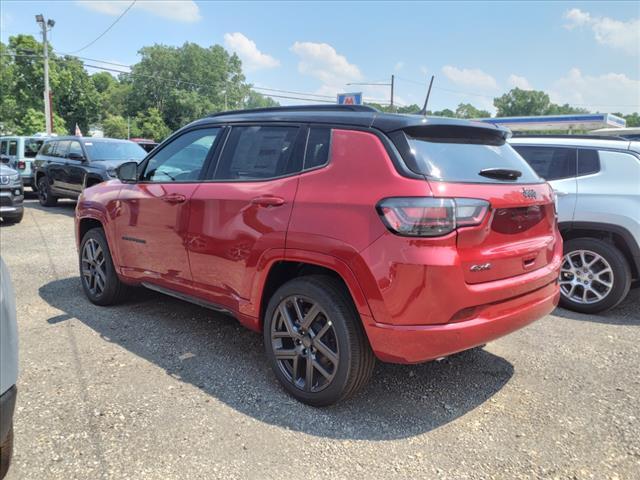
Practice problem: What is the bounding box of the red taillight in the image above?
[377,197,490,237]
[17,161,26,170]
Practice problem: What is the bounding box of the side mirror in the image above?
[68,152,86,161]
[117,161,138,183]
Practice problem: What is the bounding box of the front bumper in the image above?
[0,385,16,445]
[0,187,24,216]
[362,281,559,364]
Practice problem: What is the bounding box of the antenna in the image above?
[419,75,435,115]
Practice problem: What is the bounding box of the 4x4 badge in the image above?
[522,188,537,199]
[470,263,492,272]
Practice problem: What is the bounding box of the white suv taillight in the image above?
[376,197,490,237]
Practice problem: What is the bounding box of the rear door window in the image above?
[512,146,577,181]
[215,126,300,180]
[24,138,44,158]
[577,149,600,176]
[397,128,541,183]
[55,141,70,158]
[0,141,7,155]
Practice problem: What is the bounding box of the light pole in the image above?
[347,75,395,110]
[35,14,55,135]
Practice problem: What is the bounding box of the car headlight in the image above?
[9,173,21,184]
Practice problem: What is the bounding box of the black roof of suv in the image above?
[185,105,511,137]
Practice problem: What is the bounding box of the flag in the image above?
[75,123,83,137]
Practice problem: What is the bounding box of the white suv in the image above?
[510,136,640,313]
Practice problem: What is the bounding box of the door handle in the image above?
[162,193,187,204]
[251,196,285,207]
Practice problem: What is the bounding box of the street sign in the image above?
[337,92,363,105]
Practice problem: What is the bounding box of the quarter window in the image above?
[142,128,220,182]
[512,146,577,181]
[215,126,300,180]
[0,141,7,155]
[8,140,17,156]
[577,149,600,176]
[304,128,331,170]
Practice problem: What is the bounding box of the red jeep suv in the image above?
[75,105,561,405]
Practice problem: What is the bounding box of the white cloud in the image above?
[76,1,202,23]
[564,8,639,55]
[290,41,362,85]
[420,66,429,76]
[224,33,279,71]
[549,68,640,114]
[394,61,404,72]
[508,74,533,90]
[441,65,497,90]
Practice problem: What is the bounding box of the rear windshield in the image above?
[24,138,44,158]
[398,128,542,183]
[83,140,146,162]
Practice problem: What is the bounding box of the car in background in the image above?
[76,105,562,405]
[0,165,24,225]
[511,136,640,313]
[130,137,159,153]
[33,136,147,207]
[0,136,49,189]
[0,257,18,479]
[589,127,640,141]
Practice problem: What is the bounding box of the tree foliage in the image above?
[494,88,589,117]
[2,34,638,138]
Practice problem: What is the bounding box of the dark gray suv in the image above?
[34,136,146,206]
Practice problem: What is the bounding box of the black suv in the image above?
[34,136,147,206]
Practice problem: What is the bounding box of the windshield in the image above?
[24,138,44,158]
[405,134,542,184]
[83,140,146,162]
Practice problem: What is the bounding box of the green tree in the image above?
[53,56,101,133]
[494,88,552,117]
[127,42,250,130]
[455,103,491,119]
[244,90,279,109]
[134,107,171,141]
[102,114,129,138]
[16,108,67,135]
[431,108,456,117]
[91,71,116,94]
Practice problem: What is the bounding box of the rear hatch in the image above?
[391,123,557,284]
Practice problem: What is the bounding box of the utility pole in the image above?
[420,75,435,115]
[35,14,55,135]
[390,74,395,111]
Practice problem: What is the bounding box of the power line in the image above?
[66,0,136,54]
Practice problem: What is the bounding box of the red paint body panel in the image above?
[186,176,299,315]
[76,126,561,365]
[114,183,197,287]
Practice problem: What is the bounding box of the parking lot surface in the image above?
[1,198,639,479]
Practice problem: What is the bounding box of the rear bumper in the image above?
[362,281,559,364]
[0,385,16,445]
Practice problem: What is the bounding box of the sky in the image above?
[1,0,639,114]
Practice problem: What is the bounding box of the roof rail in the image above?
[207,104,379,118]
[512,133,629,141]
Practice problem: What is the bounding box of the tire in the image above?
[559,238,631,314]
[263,275,375,406]
[37,175,58,207]
[1,211,23,224]
[79,227,129,306]
[0,424,13,480]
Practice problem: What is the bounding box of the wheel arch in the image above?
[256,252,373,331]
[559,221,640,279]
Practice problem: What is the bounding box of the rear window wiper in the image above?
[478,168,522,181]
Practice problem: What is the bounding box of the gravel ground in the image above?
[1,198,639,479]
